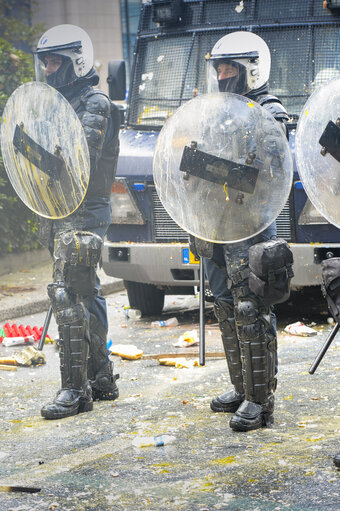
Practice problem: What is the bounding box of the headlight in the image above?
[299,198,329,225]
[110,179,145,224]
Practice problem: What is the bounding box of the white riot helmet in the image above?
[34,24,94,90]
[206,31,271,95]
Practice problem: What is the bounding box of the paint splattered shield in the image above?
[295,77,340,229]
[0,81,90,219]
[153,93,293,243]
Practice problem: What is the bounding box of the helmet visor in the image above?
[206,58,248,95]
[34,52,75,89]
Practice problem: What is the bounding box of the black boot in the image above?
[41,314,93,419]
[87,314,119,401]
[210,300,244,413]
[334,453,340,468]
[229,395,274,432]
[229,297,277,432]
[211,389,245,413]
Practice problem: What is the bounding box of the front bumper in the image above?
[102,241,340,289]
[102,242,200,286]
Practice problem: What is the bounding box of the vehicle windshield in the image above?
[128,0,340,129]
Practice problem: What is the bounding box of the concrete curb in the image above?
[0,279,125,321]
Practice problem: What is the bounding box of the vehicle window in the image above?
[128,0,340,128]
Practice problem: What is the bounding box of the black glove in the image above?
[189,235,225,268]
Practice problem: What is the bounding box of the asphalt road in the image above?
[0,289,339,511]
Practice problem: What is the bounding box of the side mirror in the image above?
[107,60,126,101]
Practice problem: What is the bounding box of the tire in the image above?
[124,280,165,316]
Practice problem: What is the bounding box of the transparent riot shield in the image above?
[153,93,293,243]
[295,77,340,229]
[1,81,90,219]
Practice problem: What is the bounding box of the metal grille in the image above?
[151,187,293,243]
[129,0,340,128]
[276,199,293,241]
[151,188,189,242]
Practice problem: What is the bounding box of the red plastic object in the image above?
[0,323,51,342]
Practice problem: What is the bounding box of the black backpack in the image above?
[248,238,294,306]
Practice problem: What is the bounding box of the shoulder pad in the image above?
[83,90,111,118]
[257,94,289,122]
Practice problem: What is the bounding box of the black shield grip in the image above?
[319,120,340,163]
[179,144,259,194]
[13,124,65,180]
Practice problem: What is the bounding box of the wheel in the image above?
[124,280,165,316]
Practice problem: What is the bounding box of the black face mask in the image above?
[45,56,76,90]
[217,63,248,95]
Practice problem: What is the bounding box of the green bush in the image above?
[0,2,44,257]
[0,38,40,256]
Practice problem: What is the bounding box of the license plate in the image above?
[182,247,199,264]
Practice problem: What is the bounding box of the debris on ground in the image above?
[151,317,178,328]
[132,434,176,447]
[0,357,17,366]
[2,335,35,347]
[158,357,199,368]
[0,323,53,343]
[13,346,46,366]
[110,344,144,360]
[0,346,46,367]
[284,321,318,336]
[173,329,199,348]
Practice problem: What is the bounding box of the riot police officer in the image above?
[202,31,290,431]
[34,25,120,419]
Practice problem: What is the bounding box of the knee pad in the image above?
[235,299,258,325]
[55,231,103,296]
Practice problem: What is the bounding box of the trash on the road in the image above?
[151,317,178,328]
[13,346,46,366]
[158,357,199,368]
[0,357,17,366]
[0,484,41,493]
[0,323,53,344]
[132,434,176,448]
[173,329,199,348]
[142,351,225,360]
[2,335,35,347]
[284,321,317,336]
[124,307,142,320]
[0,364,17,371]
[110,344,144,360]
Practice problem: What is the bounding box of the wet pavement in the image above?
[0,262,340,510]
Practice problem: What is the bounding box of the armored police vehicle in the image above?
[103,0,340,315]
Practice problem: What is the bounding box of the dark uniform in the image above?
[34,25,120,419]
[203,32,290,431]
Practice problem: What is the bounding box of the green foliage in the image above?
[0,3,44,257]
[0,1,43,47]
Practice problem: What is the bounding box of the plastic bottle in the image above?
[125,308,142,320]
[132,434,176,448]
[151,317,178,328]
